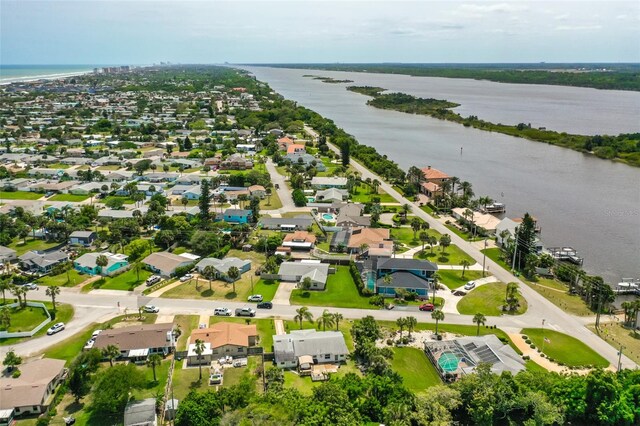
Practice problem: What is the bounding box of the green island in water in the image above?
[347,85,640,167]
[303,74,354,84]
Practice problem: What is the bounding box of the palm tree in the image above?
[146,353,162,382]
[410,217,422,241]
[405,316,417,339]
[95,254,108,275]
[332,312,343,331]
[202,265,216,291]
[102,344,120,367]
[473,313,486,336]
[195,339,205,380]
[401,204,411,219]
[460,259,471,278]
[439,234,451,253]
[419,231,429,253]
[371,179,380,194]
[0,306,10,330]
[428,236,438,254]
[45,285,60,310]
[505,282,519,311]
[396,317,407,339]
[294,306,313,329]
[227,266,240,294]
[383,274,393,289]
[316,309,334,331]
[431,309,445,336]
[181,197,189,210]
[0,278,10,304]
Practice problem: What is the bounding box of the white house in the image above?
[273,329,349,369]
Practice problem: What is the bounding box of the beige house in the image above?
[187,322,258,365]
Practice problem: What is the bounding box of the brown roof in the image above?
[190,322,257,349]
[348,228,390,249]
[284,231,317,244]
[0,358,65,409]
[421,182,441,192]
[277,137,294,145]
[93,323,174,352]
[421,166,450,181]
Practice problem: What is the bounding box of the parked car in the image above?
[274,183,280,189]
[143,305,159,313]
[464,281,476,290]
[47,322,65,335]
[385,303,395,310]
[419,303,435,311]
[146,275,161,286]
[209,372,223,385]
[180,274,193,282]
[91,329,102,339]
[235,307,256,317]
[247,294,263,302]
[214,307,232,316]
[23,282,39,290]
[256,302,272,309]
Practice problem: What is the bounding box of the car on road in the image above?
[464,281,476,290]
[235,307,256,317]
[256,302,272,309]
[274,183,280,189]
[23,282,39,290]
[146,275,161,286]
[143,305,159,313]
[214,307,232,316]
[419,303,435,311]
[47,322,65,335]
[180,274,193,282]
[247,294,263,302]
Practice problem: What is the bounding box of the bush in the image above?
[386,339,393,346]
[522,335,528,340]
[522,355,530,360]
[529,344,536,349]
[525,339,532,344]
[11,369,21,378]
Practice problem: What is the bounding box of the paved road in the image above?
[264,158,310,215]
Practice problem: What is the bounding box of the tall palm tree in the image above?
[227,266,240,294]
[405,316,417,339]
[431,309,445,336]
[396,317,407,339]
[0,278,10,304]
[401,204,411,219]
[428,236,438,254]
[332,312,343,331]
[45,285,60,310]
[460,260,471,278]
[102,344,120,367]
[410,217,422,241]
[202,265,216,291]
[146,353,162,382]
[449,176,460,196]
[316,309,334,331]
[294,306,313,329]
[195,339,205,380]
[473,313,486,336]
[419,231,429,253]
[95,254,108,275]
[505,282,519,311]
[371,179,380,195]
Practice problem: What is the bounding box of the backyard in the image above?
[457,282,528,316]
[8,238,59,255]
[289,266,375,309]
[0,191,43,200]
[259,191,283,210]
[414,244,476,265]
[49,193,91,202]
[37,268,85,287]
[390,227,440,249]
[390,347,442,392]
[522,328,609,368]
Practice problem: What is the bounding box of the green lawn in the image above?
[290,266,374,309]
[445,224,483,242]
[522,328,609,368]
[44,162,70,169]
[414,244,476,265]
[437,270,486,290]
[174,315,200,351]
[283,361,361,395]
[457,282,527,316]
[1,302,74,346]
[390,227,441,248]
[481,247,513,271]
[8,238,59,255]
[97,165,122,171]
[0,191,43,200]
[172,362,211,400]
[390,347,441,392]
[259,191,283,210]
[588,323,640,365]
[524,279,593,317]
[49,193,90,202]
[133,359,171,399]
[37,269,85,287]
[164,277,278,303]
[103,195,135,205]
[223,356,258,388]
[99,267,151,291]
[350,187,397,204]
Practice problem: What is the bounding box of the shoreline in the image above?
[0,70,94,85]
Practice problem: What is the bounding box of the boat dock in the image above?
[547,247,584,265]
[482,203,506,214]
[614,278,640,295]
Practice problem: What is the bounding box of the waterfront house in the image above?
[421,166,450,185]
[273,329,349,369]
[74,252,129,276]
[186,322,258,366]
[195,257,251,282]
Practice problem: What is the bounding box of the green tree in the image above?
[405,316,417,338]
[91,363,144,415]
[175,390,224,426]
[0,278,10,304]
[472,313,486,336]
[419,231,429,252]
[265,367,285,393]
[340,142,350,166]
[102,344,120,367]
[227,266,240,294]
[431,309,445,336]
[202,265,216,291]
[505,282,519,312]
[332,312,343,331]
[45,285,60,310]
[146,353,162,382]
[2,350,22,372]
[95,254,108,275]
[294,306,313,329]
[194,339,206,380]
[514,213,537,269]
[300,276,313,291]
[460,259,471,278]
[410,217,422,240]
[439,234,451,253]
[199,179,211,221]
[0,306,10,330]
[396,317,407,339]
[317,309,334,331]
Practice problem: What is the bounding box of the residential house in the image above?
[273,329,349,369]
[217,208,252,224]
[98,209,136,220]
[220,154,253,170]
[286,144,306,155]
[282,231,316,251]
[258,216,313,231]
[316,188,348,203]
[0,246,17,264]
[248,185,266,198]
[19,250,68,274]
[69,182,106,195]
[142,252,196,277]
[346,227,392,255]
[421,166,450,185]
[495,218,519,247]
[181,185,201,200]
[186,322,258,366]
[74,252,129,276]
[278,261,330,290]
[374,258,438,297]
[277,136,294,150]
[336,203,370,227]
[284,153,327,171]
[142,148,164,158]
[311,176,348,189]
[195,257,251,282]
[0,358,66,416]
[93,323,175,361]
[124,399,157,426]
[451,208,501,234]
[69,230,97,246]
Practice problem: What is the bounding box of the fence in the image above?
[0,301,52,339]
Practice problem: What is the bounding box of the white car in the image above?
[180,274,193,282]
[247,294,263,302]
[146,275,161,286]
[209,372,223,385]
[47,322,65,335]
[91,329,102,339]
[23,283,39,290]
[143,305,159,313]
[214,307,232,316]
[464,281,476,290]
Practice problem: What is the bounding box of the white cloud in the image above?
[555,25,603,31]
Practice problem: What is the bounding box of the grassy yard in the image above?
[44,162,70,169]
[414,244,476,265]
[522,328,609,368]
[445,223,483,242]
[350,187,397,204]
[524,280,593,316]
[98,267,151,291]
[174,315,200,351]
[8,238,59,255]
[390,347,442,392]
[259,191,283,210]
[390,227,441,248]
[132,359,172,399]
[37,268,85,287]
[457,282,528,316]
[438,270,487,290]
[481,247,513,271]
[164,277,278,303]
[103,195,135,205]
[172,362,212,400]
[97,165,122,171]
[283,361,361,395]
[0,302,74,346]
[290,266,375,309]
[49,193,90,202]
[588,322,640,365]
[0,191,43,200]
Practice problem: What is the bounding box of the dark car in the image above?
[419,303,435,311]
[256,302,272,309]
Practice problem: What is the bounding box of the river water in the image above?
[243,66,640,285]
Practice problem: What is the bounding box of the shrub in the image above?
[522,355,530,360]
[522,335,528,340]
[386,339,393,346]
[525,339,532,344]
[11,369,21,378]
[529,344,536,349]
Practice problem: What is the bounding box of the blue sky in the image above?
[1,0,638,64]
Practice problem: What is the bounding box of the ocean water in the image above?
[0,64,100,83]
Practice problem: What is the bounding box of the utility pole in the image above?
[482,238,487,277]
[617,344,625,372]
[595,280,604,329]
[541,319,546,353]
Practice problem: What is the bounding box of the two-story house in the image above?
[375,258,438,297]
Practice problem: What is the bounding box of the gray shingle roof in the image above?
[376,271,431,290]
[377,257,438,272]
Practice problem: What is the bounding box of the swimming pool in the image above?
[438,352,460,373]
[322,213,335,221]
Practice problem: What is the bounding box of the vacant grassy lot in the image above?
[37,268,85,287]
[103,195,135,205]
[165,276,279,303]
[390,227,441,248]
[523,328,609,368]
[8,238,59,255]
[99,267,151,291]
[588,322,640,364]
[49,193,90,202]
[290,266,374,309]
[259,191,283,210]
[457,282,528,316]
[414,244,476,265]
[390,347,442,392]
[1,303,49,332]
[524,278,593,317]
[438,270,486,290]
[0,302,74,346]
[481,247,512,271]
[0,191,43,200]
[350,187,397,204]
[174,315,200,351]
